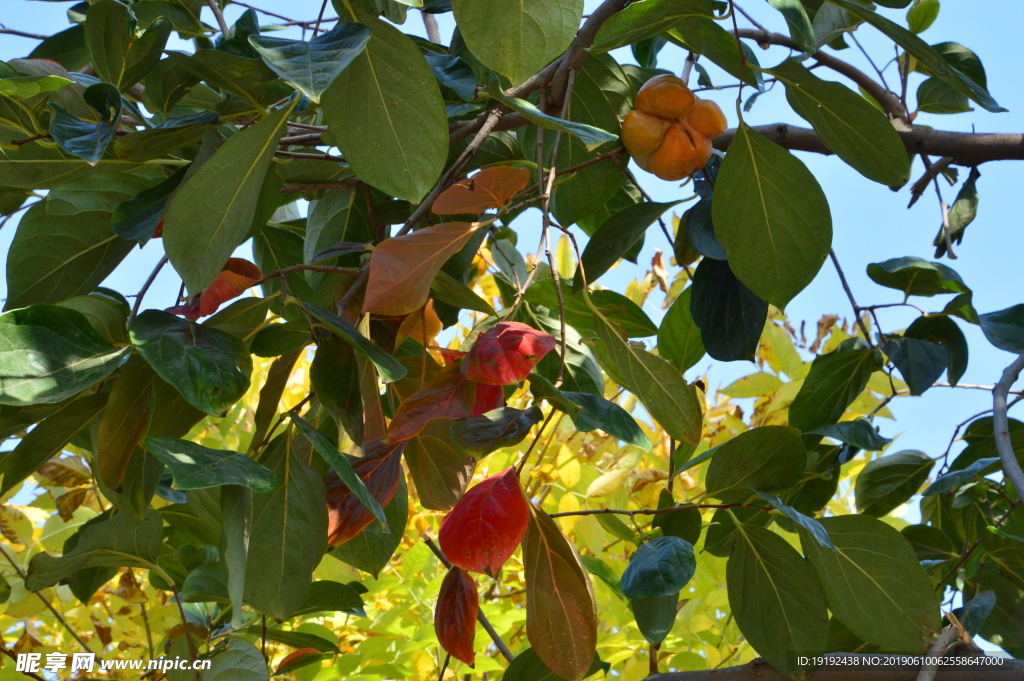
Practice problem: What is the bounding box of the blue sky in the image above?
[2,0,1023,474]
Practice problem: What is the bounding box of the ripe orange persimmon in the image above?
[622,74,727,181]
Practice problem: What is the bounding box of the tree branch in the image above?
[549,0,631,106]
[649,656,1021,681]
[993,352,1024,501]
[205,0,231,36]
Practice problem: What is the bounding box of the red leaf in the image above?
[471,384,505,416]
[431,166,532,215]
[167,257,262,319]
[385,360,477,443]
[153,219,164,238]
[462,322,556,386]
[438,468,529,576]
[326,438,405,545]
[434,567,479,666]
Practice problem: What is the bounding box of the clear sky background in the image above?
[2,2,1023,513]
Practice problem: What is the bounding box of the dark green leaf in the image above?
[770,60,910,186]
[573,201,680,292]
[293,580,367,618]
[321,11,447,203]
[330,473,408,577]
[529,374,651,450]
[130,310,253,416]
[405,432,475,511]
[111,165,188,241]
[249,23,371,102]
[712,122,832,309]
[592,0,716,52]
[884,336,947,396]
[165,49,279,110]
[921,457,999,496]
[807,418,892,451]
[420,48,477,102]
[55,290,129,347]
[980,304,1024,354]
[665,18,763,88]
[202,639,268,681]
[449,406,543,455]
[705,426,806,502]
[768,0,815,51]
[431,270,496,317]
[96,353,154,491]
[651,493,702,546]
[86,0,171,91]
[310,336,362,444]
[801,514,939,652]
[631,593,679,647]
[953,590,996,638]
[242,626,341,654]
[867,256,970,298]
[728,524,829,674]
[596,514,638,547]
[204,297,270,340]
[146,437,280,493]
[658,287,705,373]
[0,305,127,406]
[621,536,695,599]
[525,280,656,338]
[689,258,768,362]
[900,524,958,561]
[904,315,967,386]
[250,320,311,358]
[28,26,90,72]
[752,489,834,550]
[302,303,407,383]
[112,113,219,162]
[164,101,294,294]
[48,83,122,164]
[244,435,328,619]
[855,450,933,517]
[501,646,608,681]
[789,341,879,432]
[916,77,970,115]
[25,509,164,590]
[488,85,619,152]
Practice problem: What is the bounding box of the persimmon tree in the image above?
[1,0,1023,680]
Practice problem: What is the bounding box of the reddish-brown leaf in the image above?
[434,567,479,666]
[96,353,154,491]
[326,438,406,545]
[168,257,262,318]
[523,505,598,681]
[430,349,504,415]
[438,468,529,576]
[462,322,556,386]
[431,166,531,215]
[363,222,480,317]
[385,360,477,443]
[276,648,325,675]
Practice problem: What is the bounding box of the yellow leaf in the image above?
[720,372,783,398]
[586,468,630,498]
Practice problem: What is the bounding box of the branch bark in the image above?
[993,352,1024,501]
[648,656,1021,681]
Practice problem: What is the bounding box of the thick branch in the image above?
[711,124,1024,166]
[649,656,1021,681]
[993,352,1024,501]
[549,0,631,106]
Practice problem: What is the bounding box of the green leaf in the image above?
[330,472,408,577]
[900,524,958,561]
[502,647,609,681]
[866,256,970,298]
[293,580,367,618]
[165,50,280,110]
[452,0,581,84]
[25,509,164,590]
[201,639,267,681]
[752,489,834,550]
[658,288,706,373]
[249,23,371,102]
[904,315,968,386]
[922,457,1000,496]
[826,0,1004,112]
[916,77,970,115]
[96,353,154,491]
[301,303,406,383]
[789,342,880,432]
[689,258,768,362]
[0,143,144,190]
[592,0,716,52]
[621,536,695,599]
[573,201,680,292]
[291,412,388,531]
[205,297,270,340]
[578,555,625,600]
[5,203,133,310]
[86,0,171,91]
[907,0,940,34]
[28,25,90,72]
[54,290,129,347]
[163,101,294,294]
[0,392,107,496]
[631,593,678,647]
[767,0,816,51]
[595,514,638,547]
[0,305,127,406]
[146,437,280,493]
[526,280,656,338]
[48,83,122,164]
[665,18,764,89]
[705,426,805,502]
[420,48,477,102]
[770,60,910,187]
[250,320,311,358]
[321,10,447,203]
[244,435,328,619]
[529,374,651,450]
[310,336,362,444]
[727,525,829,674]
[591,311,702,445]
[112,112,220,162]
[883,336,947,396]
[651,491,702,545]
[0,75,72,99]
[807,418,892,451]
[404,433,476,511]
[980,304,1024,354]
[801,514,939,652]
[111,166,188,241]
[488,85,620,152]
[129,310,253,416]
[449,406,543,455]
[242,626,341,654]
[431,270,496,317]
[712,122,833,310]
[933,167,980,258]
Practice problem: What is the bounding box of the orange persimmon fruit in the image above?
[622,74,727,181]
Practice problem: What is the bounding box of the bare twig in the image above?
[0,25,48,40]
[275,150,346,162]
[170,584,202,681]
[549,503,762,518]
[258,264,360,284]
[993,352,1024,501]
[282,178,361,192]
[909,156,953,208]
[0,645,46,681]
[422,537,516,663]
[205,0,231,36]
[313,0,330,36]
[421,9,441,44]
[733,3,769,33]
[128,255,169,326]
[828,250,874,345]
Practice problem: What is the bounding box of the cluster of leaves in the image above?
[0,0,1022,679]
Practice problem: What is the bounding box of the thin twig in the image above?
[128,255,169,326]
[170,584,202,681]
[422,537,516,663]
[0,544,91,652]
[850,32,893,94]
[282,178,361,192]
[549,503,763,518]
[0,646,46,681]
[828,249,874,345]
[0,25,48,40]
[733,3,768,33]
[421,9,441,44]
[516,407,558,475]
[909,156,953,208]
[205,0,231,35]
[275,150,346,162]
[993,352,1024,502]
[259,264,360,284]
[313,0,330,36]
[140,599,156,659]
